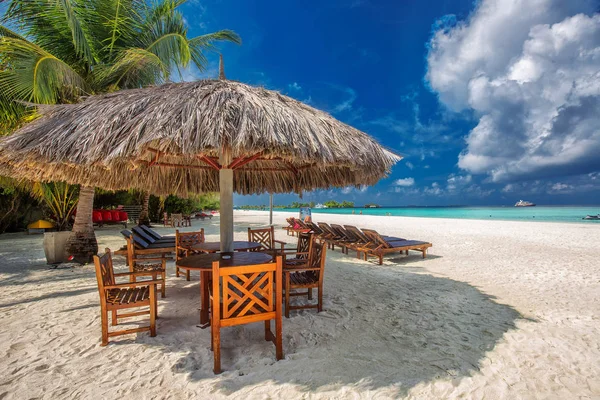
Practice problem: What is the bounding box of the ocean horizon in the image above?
[266,206,600,224]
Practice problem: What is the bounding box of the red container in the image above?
[111,210,121,221]
[101,210,113,222]
[118,211,128,222]
[92,210,103,224]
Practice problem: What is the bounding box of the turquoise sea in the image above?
[277,206,600,224]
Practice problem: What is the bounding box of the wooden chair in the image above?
[211,257,284,374]
[248,226,286,254]
[126,235,166,298]
[283,241,327,318]
[171,213,183,227]
[162,212,169,227]
[93,248,160,346]
[175,229,205,280]
[281,233,313,268]
[282,217,296,236]
[360,229,432,264]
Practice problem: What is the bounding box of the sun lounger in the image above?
[316,222,345,250]
[114,229,175,259]
[132,226,175,245]
[140,225,175,241]
[360,228,432,264]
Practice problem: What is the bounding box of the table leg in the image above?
[200,271,210,325]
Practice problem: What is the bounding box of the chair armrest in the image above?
[114,271,163,277]
[131,257,165,262]
[274,239,286,250]
[104,280,163,289]
[284,266,321,272]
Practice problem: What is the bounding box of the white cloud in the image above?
[405,161,414,170]
[427,0,600,183]
[332,87,357,113]
[393,178,415,187]
[288,82,302,91]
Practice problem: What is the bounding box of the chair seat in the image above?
[133,262,163,272]
[286,271,318,286]
[107,286,150,305]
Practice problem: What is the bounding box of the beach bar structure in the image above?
[0,61,400,252]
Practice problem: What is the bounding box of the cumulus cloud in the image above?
[393,178,415,187]
[427,0,600,183]
[288,82,302,91]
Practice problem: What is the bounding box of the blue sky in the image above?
[179,0,599,207]
[5,0,599,206]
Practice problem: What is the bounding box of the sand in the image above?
[0,211,599,399]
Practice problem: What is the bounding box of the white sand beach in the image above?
[0,211,599,399]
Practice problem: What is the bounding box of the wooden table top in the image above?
[191,241,263,253]
[176,251,273,271]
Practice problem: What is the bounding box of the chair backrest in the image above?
[248,226,275,250]
[93,248,115,294]
[306,222,323,234]
[132,226,157,244]
[361,229,389,248]
[172,213,183,224]
[317,222,339,238]
[175,229,205,259]
[286,217,295,227]
[296,233,313,258]
[176,229,205,248]
[330,224,352,240]
[212,257,282,324]
[309,241,327,281]
[344,225,370,244]
[140,225,162,240]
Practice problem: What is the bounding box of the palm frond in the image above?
[95,47,168,89]
[189,30,241,71]
[0,37,87,103]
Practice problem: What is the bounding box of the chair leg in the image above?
[100,306,109,346]
[149,286,156,337]
[186,269,190,281]
[379,254,383,265]
[318,285,323,312]
[161,270,166,298]
[213,326,221,374]
[264,320,271,341]
[275,316,283,360]
[307,288,313,300]
[176,265,180,277]
[285,279,290,318]
[111,310,118,326]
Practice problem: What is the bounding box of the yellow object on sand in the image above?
[27,220,55,229]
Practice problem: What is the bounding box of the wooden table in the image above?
[191,241,263,253]
[176,252,273,326]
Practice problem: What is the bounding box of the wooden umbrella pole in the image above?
[219,143,234,252]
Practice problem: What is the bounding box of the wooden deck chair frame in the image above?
[94,248,161,346]
[211,257,284,374]
[248,226,286,254]
[284,241,327,318]
[175,229,205,280]
[126,236,166,298]
[361,229,432,264]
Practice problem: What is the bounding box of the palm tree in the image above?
[0,0,240,262]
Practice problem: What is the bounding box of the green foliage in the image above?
[31,181,79,231]
[0,179,40,233]
[323,200,354,208]
[0,0,241,130]
[0,0,238,230]
[163,193,219,215]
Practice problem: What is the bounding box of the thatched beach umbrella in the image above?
[0,67,400,255]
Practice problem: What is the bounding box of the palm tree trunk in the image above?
[66,186,98,263]
[138,191,151,225]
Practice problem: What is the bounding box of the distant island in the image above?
[238,200,355,210]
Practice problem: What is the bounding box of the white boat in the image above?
[515,200,536,207]
[583,214,600,220]
[314,203,327,209]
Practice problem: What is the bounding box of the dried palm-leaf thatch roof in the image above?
[0,79,401,195]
